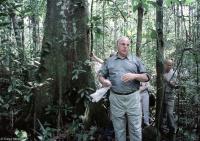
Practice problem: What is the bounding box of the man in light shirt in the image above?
[162,59,177,134]
[98,36,150,141]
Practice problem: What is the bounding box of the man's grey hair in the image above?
[116,36,130,46]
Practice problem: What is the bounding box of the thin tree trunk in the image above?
[114,18,117,51]
[189,4,191,38]
[136,2,143,57]
[155,0,164,140]
[176,4,180,40]
[102,0,105,58]
[90,0,94,53]
[197,0,200,39]
[32,15,38,56]
[10,11,24,62]
[21,16,25,60]
[174,4,177,40]
[180,1,188,42]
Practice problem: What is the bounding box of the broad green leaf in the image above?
[150,29,157,39]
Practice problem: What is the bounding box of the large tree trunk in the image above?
[37,0,95,125]
[155,0,164,140]
[136,2,143,57]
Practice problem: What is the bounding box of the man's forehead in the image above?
[117,37,130,43]
[164,59,173,64]
[119,39,130,43]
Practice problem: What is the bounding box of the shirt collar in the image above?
[114,53,131,60]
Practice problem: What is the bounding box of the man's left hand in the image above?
[122,73,136,82]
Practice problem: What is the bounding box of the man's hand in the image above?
[169,80,176,86]
[122,73,136,82]
[169,80,178,89]
[139,85,146,91]
[102,79,112,87]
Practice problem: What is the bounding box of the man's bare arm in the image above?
[91,53,104,64]
[122,73,149,82]
[99,76,112,87]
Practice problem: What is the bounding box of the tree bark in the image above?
[37,0,95,125]
[136,2,143,57]
[155,0,164,140]
[90,0,94,53]
[197,0,200,39]
[9,11,24,62]
[31,15,38,56]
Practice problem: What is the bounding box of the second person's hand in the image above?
[102,79,112,87]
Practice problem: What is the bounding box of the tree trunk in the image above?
[31,15,38,56]
[90,0,94,53]
[37,0,95,126]
[114,18,117,51]
[102,0,105,58]
[155,0,164,140]
[9,11,24,62]
[136,2,143,57]
[30,0,39,57]
[197,0,200,39]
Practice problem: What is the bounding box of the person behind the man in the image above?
[140,82,151,127]
[162,59,177,135]
[98,36,150,141]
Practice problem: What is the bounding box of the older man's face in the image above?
[117,38,130,57]
[164,60,173,72]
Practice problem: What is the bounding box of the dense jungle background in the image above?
[0,0,199,140]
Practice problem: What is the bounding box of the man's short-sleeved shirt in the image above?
[164,69,177,93]
[98,54,148,94]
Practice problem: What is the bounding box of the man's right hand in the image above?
[102,79,112,87]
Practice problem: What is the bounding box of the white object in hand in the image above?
[90,86,110,102]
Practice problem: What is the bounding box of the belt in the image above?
[111,90,137,95]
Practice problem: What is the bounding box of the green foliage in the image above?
[0,0,199,140]
[67,120,97,141]
[77,87,94,103]
[165,0,195,6]
[36,120,57,141]
[131,0,158,12]
[30,114,97,141]
[149,28,157,39]
[72,61,87,80]
[15,129,28,141]
[45,104,73,116]
[165,0,179,6]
